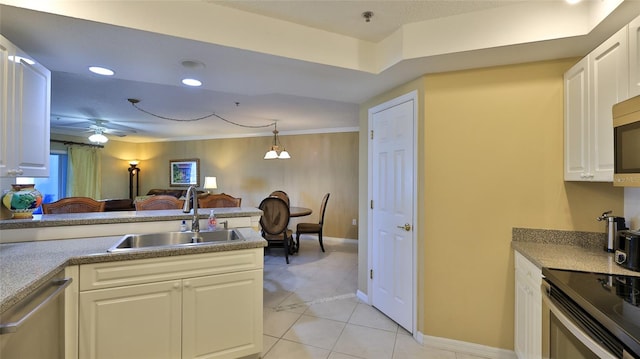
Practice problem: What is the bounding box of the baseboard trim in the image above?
[420,334,517,359]
[356,290,369,304]
[297,235,357,244]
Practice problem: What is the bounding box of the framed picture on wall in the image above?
[169,159,200,187]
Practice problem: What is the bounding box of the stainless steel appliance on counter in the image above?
[542,268,640,358]
[616,230,640,272]
[613,95,640,187]
[0,272,71,358]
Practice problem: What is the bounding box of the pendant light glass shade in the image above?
[278,150,290,159]
[264,148,279,159]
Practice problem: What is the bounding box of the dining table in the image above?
[289,206,312,218]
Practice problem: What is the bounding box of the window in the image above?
[17,152,68,214]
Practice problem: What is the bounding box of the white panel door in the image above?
[370,95,415,332]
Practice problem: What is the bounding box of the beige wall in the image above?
[359,59,624,350]
[52,132,359,239]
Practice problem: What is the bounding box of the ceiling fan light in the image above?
[89,132,108,143]
[278,150,290,159]
[264,149,279,159]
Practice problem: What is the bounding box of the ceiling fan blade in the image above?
[103,128,130,137]
[50,115,137,136]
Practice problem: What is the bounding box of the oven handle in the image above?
[541,282,617,359]
[0,277,72,335]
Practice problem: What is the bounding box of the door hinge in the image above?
[370,269,373,279]
[370,130,374,140]
[370,200,374,209]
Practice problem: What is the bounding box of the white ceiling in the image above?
[1,1,638,143]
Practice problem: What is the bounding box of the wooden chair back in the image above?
[135,195,184,211]
[198,193,242,208]
[42,197,106,214]
[269,190,289,206]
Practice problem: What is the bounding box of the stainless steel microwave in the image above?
[613,95,640,187]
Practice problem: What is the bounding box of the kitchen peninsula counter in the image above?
[0,207,263,243]
[0,207,262,230]
[512,227,640,277]
[0,227,267,314]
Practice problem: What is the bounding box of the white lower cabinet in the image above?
[514,251,542,359]
[78,249,263,359]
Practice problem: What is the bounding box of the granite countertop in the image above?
[0,227,267,314]
[512,227,640,277]
[0,207,262,230]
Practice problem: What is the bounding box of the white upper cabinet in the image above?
[630,14,640,98]
[0,35,50,178]
[564,24,629,182]
[589,26,629,181]
[564,57,589,181]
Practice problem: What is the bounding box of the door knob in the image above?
[397,223,411,231]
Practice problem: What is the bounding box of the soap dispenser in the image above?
[207,210,217,231]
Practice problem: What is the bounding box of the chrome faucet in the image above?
[182,185,200,234]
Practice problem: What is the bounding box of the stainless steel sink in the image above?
[108,229,245,252]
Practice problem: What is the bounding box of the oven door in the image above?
[542,281,629,359]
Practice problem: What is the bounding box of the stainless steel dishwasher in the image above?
[0,271,71,358]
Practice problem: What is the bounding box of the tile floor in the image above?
[262,237,489,359]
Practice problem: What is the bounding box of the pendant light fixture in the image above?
[88,128,108,144]
[264,123,290,160]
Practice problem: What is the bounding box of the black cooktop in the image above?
[543,268,640,356]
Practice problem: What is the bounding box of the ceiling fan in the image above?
[50,116,137,143]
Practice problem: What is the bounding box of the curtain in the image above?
[67,145,102,198]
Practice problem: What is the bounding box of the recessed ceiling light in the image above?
[89,66,115,76]
[566,0,582,4]
[182,78,202,87]
[8,55,35,65]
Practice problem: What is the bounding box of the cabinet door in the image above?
[0,39,12,176]
[13,57,50,177]
[182,270,263,359]
[630,15,640,98]
[589,26,629,182]
[514,272,529,358]
[564,57,589,181]
[79,280,182,359]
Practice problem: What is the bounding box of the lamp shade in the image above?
[203,176,218,189]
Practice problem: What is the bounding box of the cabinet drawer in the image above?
[80,248,262,291]
[514,251,542,285]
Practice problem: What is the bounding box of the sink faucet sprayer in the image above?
[183,185,200,240]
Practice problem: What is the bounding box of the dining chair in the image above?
[269,190,290,206]
[198,193,242,208]
[259,196,295,264]
[295,193,330,252]
[135,195,184,211]
[42,197,106,214]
